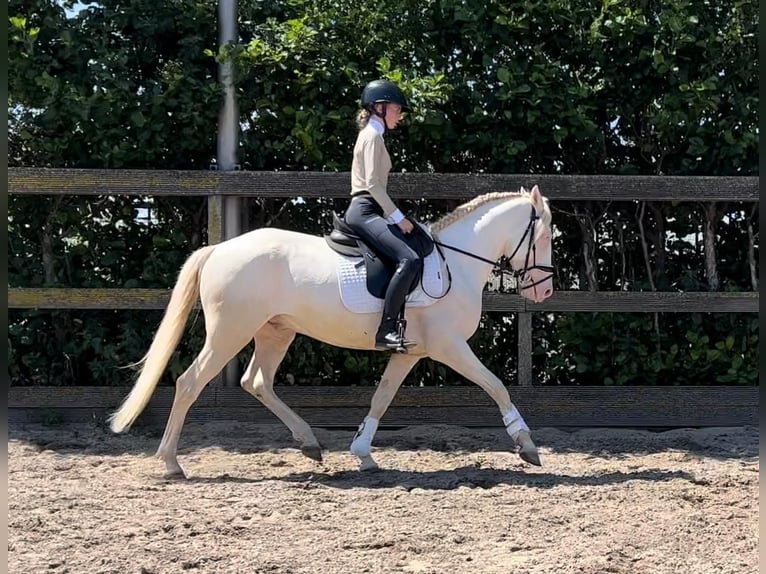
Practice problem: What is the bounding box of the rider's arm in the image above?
[361,134,402,220]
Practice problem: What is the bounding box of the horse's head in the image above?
[504,185,554,303]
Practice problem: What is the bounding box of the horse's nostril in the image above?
[544,288,553,298]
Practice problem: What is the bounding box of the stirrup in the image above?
[375,332,416,352]
[378,341,416,353]
[374,316,416,352]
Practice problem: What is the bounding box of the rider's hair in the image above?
[356,108,371,130]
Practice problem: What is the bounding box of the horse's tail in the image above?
[109,245,217,433]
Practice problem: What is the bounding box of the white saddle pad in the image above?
[335,248,448,314]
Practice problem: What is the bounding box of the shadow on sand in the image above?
[174,464,705,491]
[9,420,758,463]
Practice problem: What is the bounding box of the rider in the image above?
[344,79,421,351]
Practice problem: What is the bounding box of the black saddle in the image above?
[324,213,435,299]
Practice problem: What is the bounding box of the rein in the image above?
[426,204,554,296]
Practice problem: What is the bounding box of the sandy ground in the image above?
[8,422,759,574]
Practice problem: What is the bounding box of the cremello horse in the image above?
[109,185,554,477]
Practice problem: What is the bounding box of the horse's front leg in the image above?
[350,353,421,470]
[429,338,541,466]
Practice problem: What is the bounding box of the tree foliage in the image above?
[8,0,758,387]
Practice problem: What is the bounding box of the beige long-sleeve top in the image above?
[350,120,403,221]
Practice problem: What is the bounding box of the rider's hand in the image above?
[398,218,414,234]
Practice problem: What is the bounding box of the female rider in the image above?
[343,80,421,351]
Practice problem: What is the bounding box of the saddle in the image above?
[324,213,435,299]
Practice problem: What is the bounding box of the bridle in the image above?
[428,204,554,296]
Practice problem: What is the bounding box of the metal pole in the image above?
[218,0,238,172]
[218,0,241,386]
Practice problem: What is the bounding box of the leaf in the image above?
[687,136,708,155]
[130,111,145,128]
[343,356,357,370]
[377,56,391,73]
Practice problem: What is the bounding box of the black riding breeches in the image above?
[344,196,423,321]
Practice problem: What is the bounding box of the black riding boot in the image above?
[375,259,420,351]
[375,315,412,350]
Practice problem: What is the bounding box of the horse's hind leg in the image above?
[240,321,323,462]
[156,330,251,478]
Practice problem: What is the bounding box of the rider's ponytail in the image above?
[356,108,371,130]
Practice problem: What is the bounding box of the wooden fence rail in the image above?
[9,168,759,200]
[7,386,759,429]
[8,288,759,313]
[8,168,759,428]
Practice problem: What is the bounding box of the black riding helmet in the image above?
[361,79,412,113]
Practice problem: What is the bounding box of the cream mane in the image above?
[430,190,545,233]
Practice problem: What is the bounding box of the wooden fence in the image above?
[8,168,760,428]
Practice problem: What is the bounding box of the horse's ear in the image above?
[519,186,527,194]
[530,185,543,209]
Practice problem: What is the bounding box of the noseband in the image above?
[432,204,554,293]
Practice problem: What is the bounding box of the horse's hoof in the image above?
[519,450,542,467]
[301,445,323,462]
[163,468,187,480]
[359,455,379,471]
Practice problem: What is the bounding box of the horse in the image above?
[108,185,554,478]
